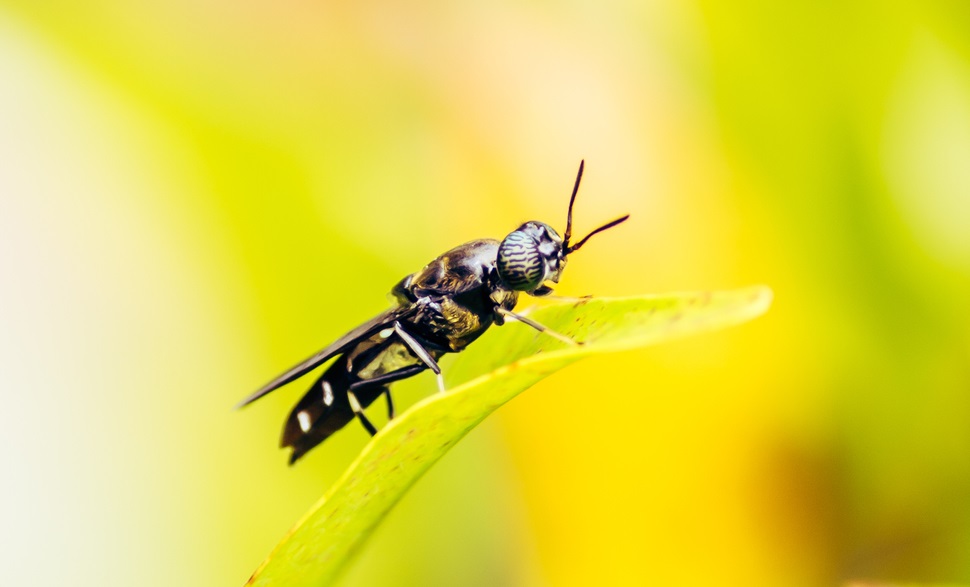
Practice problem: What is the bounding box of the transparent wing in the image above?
[235,305,416,408]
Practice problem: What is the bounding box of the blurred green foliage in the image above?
[248,289,771,586]
[0,1,968,586]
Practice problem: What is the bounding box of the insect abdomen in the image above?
[281,363,364,463]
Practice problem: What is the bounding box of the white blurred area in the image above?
[0,15,254,586]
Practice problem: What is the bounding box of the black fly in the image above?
[238,161,629,463]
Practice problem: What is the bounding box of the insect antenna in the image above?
[565,214,630,255]
[562,159,584,250]
[561,160,629,255]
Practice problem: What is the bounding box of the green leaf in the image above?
[245,286,773,586]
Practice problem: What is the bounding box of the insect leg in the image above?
[346,389,378,436]
[384,388,394,419]
[348,363,428,421]
[496,307,580,346]
[348,363,426,392]
[393,321,446,393]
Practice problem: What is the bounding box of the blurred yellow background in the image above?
[1,1,968,586]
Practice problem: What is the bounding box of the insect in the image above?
[238,161,629,463]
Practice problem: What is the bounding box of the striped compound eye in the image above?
[497,221,564,292]
[497,230,546,291]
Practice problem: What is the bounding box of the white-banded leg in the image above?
[347,389,378,436]
[393,321,446,393]
[496,307,580,346]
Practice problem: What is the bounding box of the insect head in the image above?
[496,161,630,293]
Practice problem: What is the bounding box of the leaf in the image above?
[245,286,773,586]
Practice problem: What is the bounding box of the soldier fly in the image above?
[238,161,629,463]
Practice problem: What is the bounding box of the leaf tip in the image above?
[746,285,774,318]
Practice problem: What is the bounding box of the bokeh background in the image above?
[2,1,969,586]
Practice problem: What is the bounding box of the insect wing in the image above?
[236,305,416,408]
